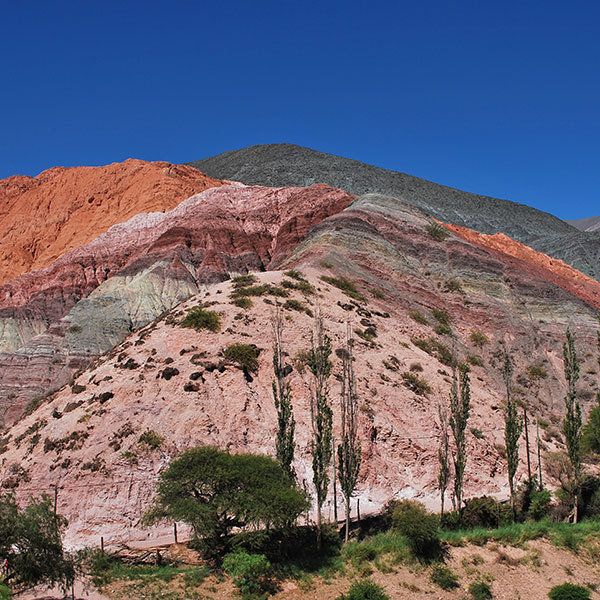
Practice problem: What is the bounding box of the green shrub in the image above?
[431,309,451,325]
[138,430,164,450]
[467,354,484,367]
[409,311,428,325]
[231,284,289,299]
[283,269,304,281]
[444,278,463,293]
[232,297,253,309]
[337,578,389,600]
[181,307,221,332]
[528,489,552,520]
[469,329,489,348]
[320,275,365,302]
[470,581,493,600]
[434,323,452,336]
[527,364,548,380]
[223,552,272,599]
[224,343,260,372]
[401,372,431,396]
[430,565,459,590]
[425,222,450,241]
[391,500,441,559]
[548,583,591,600]
[462,496,502,529]
[411,337,454,366]
[0,580,11,600]
[232,274,257,288]
[283,298,313,316]
[370,288,385,300]
[282,278,315,294]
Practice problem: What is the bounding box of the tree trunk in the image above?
[440,491,445,525]
[316,502,322,550]
[345,494,351,543]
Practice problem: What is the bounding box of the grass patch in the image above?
[181,307,221,332]
[470,329,489,347]
[231,284,289,299]
[425,222,450,241]
[401,372,431,396]
[232,274,257,288]
[467,354,484,367]
[282,278,316,295]
[410,311,428,325]
[223,343,260,372]
[430,564,459,590]
[431,308,451,326]
[284,298,313,316]
[321,275,366,302]
[411,337,454,366]
[231,296,253,309]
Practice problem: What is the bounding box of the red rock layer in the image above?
[0,159,224,285]
[443,223,600,309]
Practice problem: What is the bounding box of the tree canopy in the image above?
[0,493,74,594]
[143,446,309,559]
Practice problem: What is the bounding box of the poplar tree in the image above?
[309,309,333,548]
[437,402,451,522]
[450,362,471,513]
[502,348,523,521]
[272,305,296,480]
[338,325,361,543]
[562,327,582,521]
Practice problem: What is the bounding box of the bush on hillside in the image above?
[337,578,390,600]
[470,581,493,600]
[430,565,460,590]
[461,496,504,529]
[181,307,221,332]
[223,343,260,373]
[391,500,441,559]
[223,552,272,599]
[548,583,591,600]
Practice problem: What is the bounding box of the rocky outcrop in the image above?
[0,184,354,422]
[0,159,224,285]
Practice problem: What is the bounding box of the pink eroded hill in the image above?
[443,223,600,310]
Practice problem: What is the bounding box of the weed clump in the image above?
[181,307,221,333]
[411,337,454,366]
[469,581,493,600]
[469,329,489,347]
[321,275,366,302]
[430,565,459,590]
[283,298,313,316]
[337,578,390,600]
[410,310,428,325]
[224,343,260,372]
[139,430,164,450]
[425,222,450,241]
[401,372,431,396]
[548,583,591,600]
[232,296,253,309]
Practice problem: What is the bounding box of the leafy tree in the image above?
[271,305,296,479]
[437,402,451,522]
[309,309,333,549]
[337,326,362,543]
[0,493,75,594]
[449,362,471,513]
[143,447,309,561]
[562,328,583,521]
[502,347,523,521]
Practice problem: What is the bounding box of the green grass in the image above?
[320,275,366,302]
[180,307,221,332]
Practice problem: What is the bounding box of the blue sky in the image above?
[1,1,598,219]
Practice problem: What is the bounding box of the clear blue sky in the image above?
[1,1,598,219]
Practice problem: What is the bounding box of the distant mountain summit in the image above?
[568,215,600,232]
[189,144,600,280]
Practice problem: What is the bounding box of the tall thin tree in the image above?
[437,402,451,522]
[502,347,523,521]
[450,362,471,513]
[309,308,333,548]
[562,327,583,521]
[338,325,362,543]
[271,305,296,480]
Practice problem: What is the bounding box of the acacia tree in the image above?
[450,362,471,513]
[143,447,308,561]
[563,327,583,522]
[309,309,333,549]
[437,402,451,522]
[502,348,523,521]
[272,305,296,480]
[337,325,361,543]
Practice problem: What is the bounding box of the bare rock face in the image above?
[0,159,224,285]
[1,192,599,549]
[0,183,354,422]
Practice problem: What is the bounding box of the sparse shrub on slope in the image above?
[391,500,441,559]
[401,372,431,396]
[470,329,489,348]
[224,343,260,373]
[470,581,493,600]
[320,275,366,302]
[425,222,450,241]
[430,565,459,590]
[181,307,221,332]
[337,579,390,600]
[548,583,591,600]
[223,551,272,600]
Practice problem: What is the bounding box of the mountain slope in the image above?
[189,144,600,280]
[0,159,223,285]
[569,215,600,232]
[0,183,353,423]
[1,192,599,548]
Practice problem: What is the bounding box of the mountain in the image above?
[0,159,223,286]
[189,144,600,280]
[1,186,599,547]
[568,215,600,232]
[0,182,353,423]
